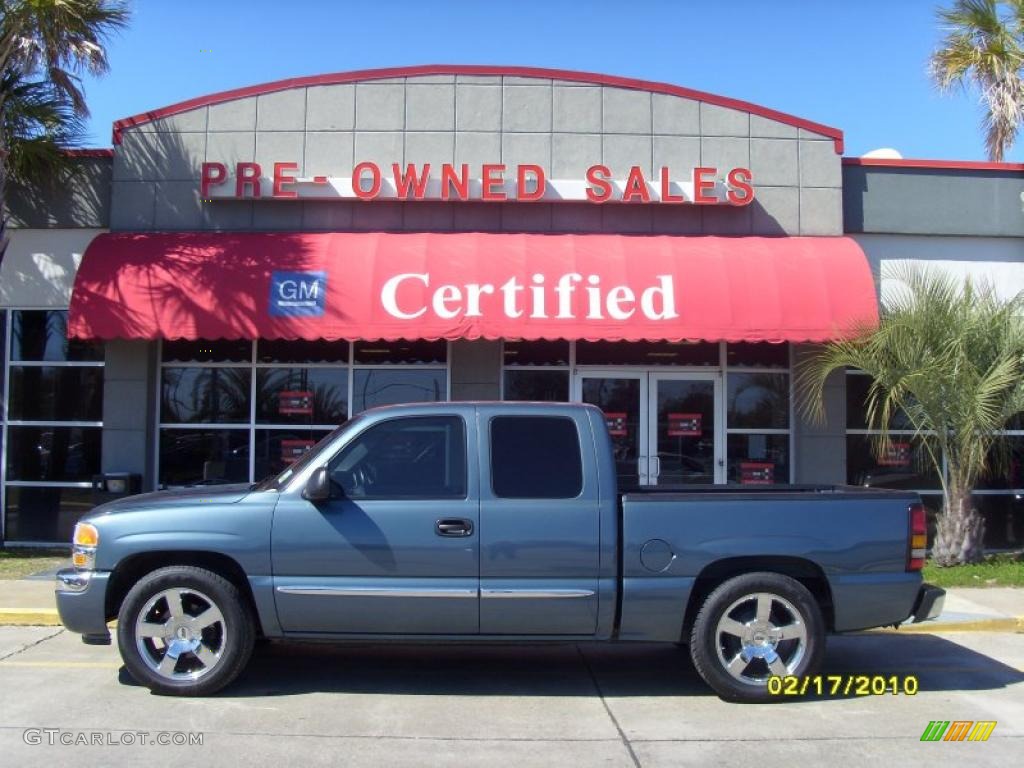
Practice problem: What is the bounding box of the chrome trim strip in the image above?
[481,589,595,599]
[275,586,477,598]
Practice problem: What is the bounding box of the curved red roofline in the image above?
[111,64,844,152]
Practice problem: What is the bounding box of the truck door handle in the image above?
[435,518,474,537]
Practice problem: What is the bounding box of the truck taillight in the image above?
[908,503,927,571]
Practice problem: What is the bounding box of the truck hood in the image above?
[87,484,254,518]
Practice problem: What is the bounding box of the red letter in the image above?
[726,167,754,206]
[586,165,612,202]
[392,163,432,200]
[273,162,299,199]
[352,161,382,200]
[441,163,469,200]
[659,167,684,203]
[235,162,262,198]
[621,166,651,203]
[481,164,506,201]
[693,167,718,204]
[200,162,227,199]
[517,164,546,201]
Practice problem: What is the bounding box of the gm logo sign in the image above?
[270,271,327,317]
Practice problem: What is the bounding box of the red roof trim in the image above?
[63,148,113,157]
[111,64,844,153]
[842,157,1024,172]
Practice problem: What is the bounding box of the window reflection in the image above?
[727,373,789,429]
[255,368,348,425]
[158,429,249,486]
[161,368,252,423]
[353,369,446,413]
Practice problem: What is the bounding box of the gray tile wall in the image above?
[6,157,112,228]
[112,74,843,235]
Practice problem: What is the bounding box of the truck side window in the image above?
[490,416,583,499]
[327,416,467,499]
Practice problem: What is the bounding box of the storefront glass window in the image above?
[3,487,94,543]
[503,370,570,402]
[726,434,790,486]
[8,367,103,421]
[157,339,449,487]
[11,310,102,362]
[159,429,250,486]
[254,428,333,481]
[353,369,446,412]
[727,373,789,429]
[502,341,570,402]
[2,310,104,542]
[845,435,942,490]
[255,368,348,425]
[161,367,252,423]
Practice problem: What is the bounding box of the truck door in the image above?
[478,407,601,635]
[272,412,479,634]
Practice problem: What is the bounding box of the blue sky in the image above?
[78,0,1022,161]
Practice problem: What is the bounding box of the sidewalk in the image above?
[0,572,1021,631]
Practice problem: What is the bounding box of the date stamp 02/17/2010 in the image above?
[767,674,919,697]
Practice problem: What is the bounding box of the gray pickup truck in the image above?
[56,402,943,702]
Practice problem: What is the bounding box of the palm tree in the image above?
[930,0,1024,162]
[797,265,1024,565]
[0,0,129,261]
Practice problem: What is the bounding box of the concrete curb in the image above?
[0,609,61,627]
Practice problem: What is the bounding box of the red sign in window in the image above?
[279,390,314,416]
[740,462,774,485]
[878,442,911,467]
[668,413,702,436]
[604,412,628,437]
[280,439,315,464]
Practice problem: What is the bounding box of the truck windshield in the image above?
[254,423,348,491]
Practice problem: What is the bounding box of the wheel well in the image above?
[680,557,835,638]
[105,551,263,636]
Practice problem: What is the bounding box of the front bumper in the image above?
[910,583,945,623]
[54,568,112,644]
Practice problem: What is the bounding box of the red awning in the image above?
[68,232,878,343]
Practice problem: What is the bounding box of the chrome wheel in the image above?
[714,591,808,686]
[134,587,227,682]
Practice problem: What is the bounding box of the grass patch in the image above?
[923,552,1024,588]
[0,547,70,580]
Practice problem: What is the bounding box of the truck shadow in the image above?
[123,630,1023,699]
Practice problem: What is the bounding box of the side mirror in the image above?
[302,467,332,502]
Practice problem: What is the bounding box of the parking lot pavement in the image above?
[0,628,1021,768]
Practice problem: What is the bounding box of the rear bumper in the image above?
[911,583,946,623]
[54,569,111,644]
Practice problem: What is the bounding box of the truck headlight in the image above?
[72,522,99,570]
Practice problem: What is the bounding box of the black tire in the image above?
[117,566,255,696]
[689,572,824,703]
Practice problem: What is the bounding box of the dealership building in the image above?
[2,65,1022,545]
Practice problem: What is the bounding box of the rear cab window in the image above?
[490,416,583,498]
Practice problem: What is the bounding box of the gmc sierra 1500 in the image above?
[56,402,943,702]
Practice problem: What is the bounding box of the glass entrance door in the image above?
[574,371,648,487]
[648,373,723,485]
[574,370,723,487]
